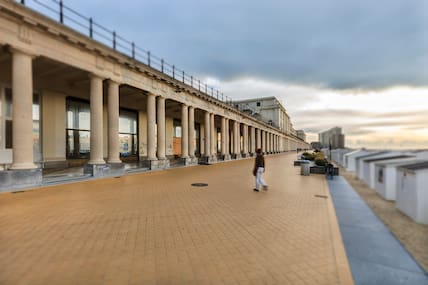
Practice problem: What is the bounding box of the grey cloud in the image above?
[61,0,428,90]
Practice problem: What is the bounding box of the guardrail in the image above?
[17,0,234,104]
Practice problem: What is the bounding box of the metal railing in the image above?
[17,0,235,105]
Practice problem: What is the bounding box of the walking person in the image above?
[253,148,268,192]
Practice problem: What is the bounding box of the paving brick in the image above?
[0,153,353,284]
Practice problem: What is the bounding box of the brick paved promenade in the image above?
[0,153,353,285]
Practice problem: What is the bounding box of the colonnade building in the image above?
[0,1,308,191]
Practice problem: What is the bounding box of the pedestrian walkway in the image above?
[0,153,353,285]
[328,177,428,285]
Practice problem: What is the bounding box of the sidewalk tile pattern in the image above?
[0,154,353,284]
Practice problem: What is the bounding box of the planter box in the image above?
[310,166,339,175]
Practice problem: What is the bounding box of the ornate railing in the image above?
[17,0,234,104]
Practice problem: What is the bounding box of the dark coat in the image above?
[253,154,265,176]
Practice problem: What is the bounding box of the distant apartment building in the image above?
[319,127,345,149]
[233,97,295,135]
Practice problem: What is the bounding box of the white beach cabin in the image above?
[374,158,420,200]
[396,161,428,224]
[344,149,372,172]
[362,154,412,189]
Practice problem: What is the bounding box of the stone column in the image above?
[107,80,121,163]
[88,74,105,165]
[273,135,276,153]
[250,126,256,154]
[225,119,230,157]
[188,106,195,158]
[266,132,269,153]
[221,117,226,157]
[210,113,216,158]
[157,96,166,160]
[237,122,240,155]
[181,104,189,158]
[230,121,234,155]
[204,111,210,157]
[232,121,238,155]
[10,50,37,170]
[243,124,248,157]
[147,94,157,160]
[256,128,261,150]
[262,131,266,153]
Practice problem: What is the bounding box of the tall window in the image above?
[1,88,40,160]
[119,109,137,157]
[66,98,90,159]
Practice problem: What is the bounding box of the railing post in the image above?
[147,51,151,66]
[191,76,193,87]
[198,80,200,91]
[131,42,135,59]
[89,18,93,38]
[222,93,224,101]
[172,65,175,79]
[113,31,116,50]
[205,84,207,94]
[59,0,64,23]
[182,71,185,83]
[211,87,214,96]
[161,59,164,72]
[216,90,219,99]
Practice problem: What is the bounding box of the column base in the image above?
[0,168,42,192]
[222,154,231,161]
[180,157,199,166]
[198,156,217,165]
[84,163,125,178]
[241,153,248,158]
[231,154,242,160]
[141,159,170,170]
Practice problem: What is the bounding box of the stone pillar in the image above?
[262,131,266,153]
[230,121,234,155]
[266,132,269,153]
[274,134,277,153]
[225,119,230,159]
[157,96,166,160]
[235,121,241,158]
[181,104,189,158]
[147,94,157,161]
[210,113,216,159]
[250,127,256,155]
[88,74,105,165]
[10,50,36,170]
[256,128,261,150]
[242,124,248,157]
[107,80,121,163]
[221,117,226,157]
[204,111,210,157]
[188,106,195,158]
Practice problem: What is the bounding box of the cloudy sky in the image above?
[29,0,428,149]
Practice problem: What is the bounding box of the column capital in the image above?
[107,79,120,86]
[88,73,103,81]
[10,46,37,58]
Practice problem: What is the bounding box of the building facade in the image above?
[0,1,308,191]
[233,97,295,135]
